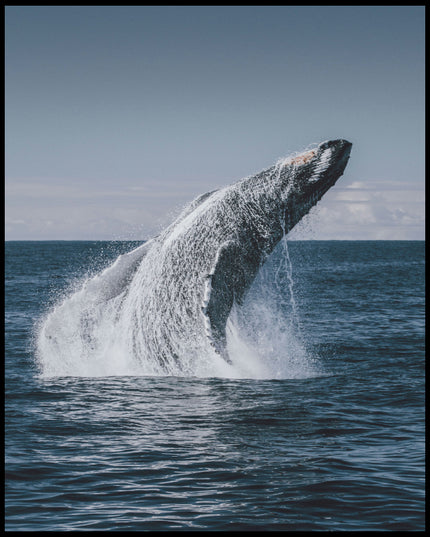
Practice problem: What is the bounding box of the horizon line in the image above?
[5,238,425,242]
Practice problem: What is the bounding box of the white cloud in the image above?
[289,180,424,240]
[5,176,425,240]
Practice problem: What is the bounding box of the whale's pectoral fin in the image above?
[204,241,247,361]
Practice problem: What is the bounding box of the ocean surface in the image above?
[5,240,425,531]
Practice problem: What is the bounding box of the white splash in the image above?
[35,239,321,380]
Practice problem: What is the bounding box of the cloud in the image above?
[5,175,205,239]
[289,180,424,240]
[5,176,425,240]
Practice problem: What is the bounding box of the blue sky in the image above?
[5,6,425,240]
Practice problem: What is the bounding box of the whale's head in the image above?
[274,138,352,231]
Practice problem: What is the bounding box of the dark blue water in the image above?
[5,240,425,530]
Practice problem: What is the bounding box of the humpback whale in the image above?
[38,139,351,377]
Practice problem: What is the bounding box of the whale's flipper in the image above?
[203,241,248,360]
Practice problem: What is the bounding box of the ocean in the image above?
[5,240,425,531]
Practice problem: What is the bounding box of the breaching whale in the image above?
[38,139,351,376]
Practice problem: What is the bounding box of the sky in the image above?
[5,6,425,240]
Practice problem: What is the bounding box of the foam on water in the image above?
[35,236,321,380]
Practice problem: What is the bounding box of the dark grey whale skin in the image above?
[130,139,352,365]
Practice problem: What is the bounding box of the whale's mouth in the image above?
[280,139,352,235]
[277,140,351,179]
[306,139,352,190]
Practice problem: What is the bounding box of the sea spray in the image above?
[35,231,319,379]
[228,241,321,379]
[35,241,319,379]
